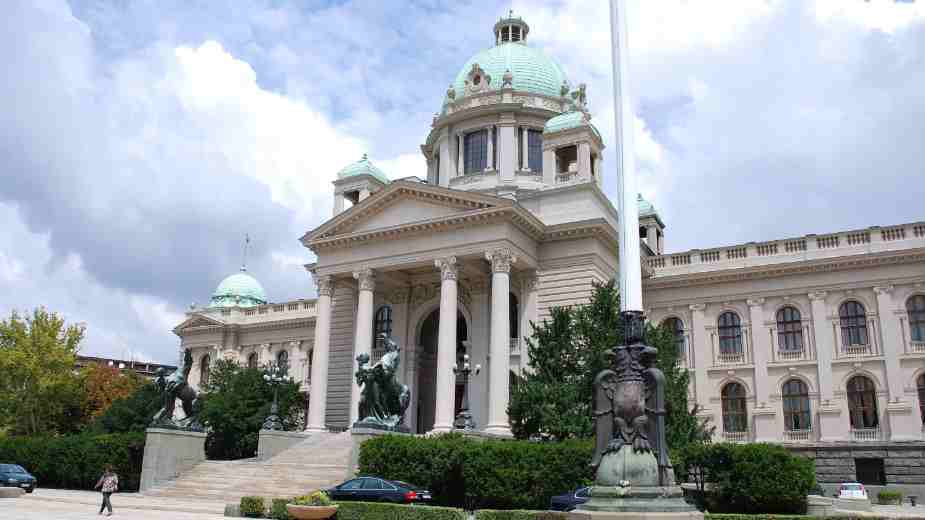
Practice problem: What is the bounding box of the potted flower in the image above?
[286,490,338,520]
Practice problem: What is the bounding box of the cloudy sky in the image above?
[1,0,923,363]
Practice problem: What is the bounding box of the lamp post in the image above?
[452,353,481,430]
[262,361,289,431]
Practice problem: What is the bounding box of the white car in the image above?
[838,482,869,500]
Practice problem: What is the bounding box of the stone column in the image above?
[432,257,459,433]
[306,276,334,433]
[809,291,842,441]
[578,142,592,179]
[438,131,452,188]
[542,148,555,184]
[486,126,494,171]
[350,268,376,426]
[485,248,516,436]
[520,271,539,374]
[521,127,530,171]
[457,133,464,177]
[333,192,344,217]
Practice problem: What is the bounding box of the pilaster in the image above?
[689,303,710,409]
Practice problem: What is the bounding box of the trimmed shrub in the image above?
[269,497,291,519]
[358,433,593,510]
[335,501,466,520]
[0,432,145,491]
[475,510,568,520]
[240,496,265,518]
[677,443,816,514]
[706,516,892,520]
[877,490,902,505]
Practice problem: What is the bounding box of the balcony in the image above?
[850,427,882,442]
[509,338,521,355]
[723,430,751,443]
[783,429,813,443]
[907,341,925,354]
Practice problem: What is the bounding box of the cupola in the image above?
[332,154,389,216]
[637,194,666,255]
[494,12,530,44]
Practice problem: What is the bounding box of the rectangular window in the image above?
[855,458,886,485]
[528,130,543,171]
[464,130,488,174]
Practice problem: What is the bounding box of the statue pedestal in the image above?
[139,428,206,492]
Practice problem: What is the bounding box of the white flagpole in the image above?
[610,0,643,313]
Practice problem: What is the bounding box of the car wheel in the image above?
[26,487,35,493]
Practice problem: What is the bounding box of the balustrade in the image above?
[850,427,882,442]
[783,429,813,442]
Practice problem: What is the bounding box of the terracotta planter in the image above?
[285,504,339,520]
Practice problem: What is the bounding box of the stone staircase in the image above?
[143,432,353,505]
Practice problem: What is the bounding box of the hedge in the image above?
[359,433,593,510]
[0,432,145,491]
[705,516,898,520]
[475,510,569,520]
[335,501,466,520]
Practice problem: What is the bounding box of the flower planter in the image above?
[285,504,339,520]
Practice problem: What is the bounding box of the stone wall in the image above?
[788,442,925,498]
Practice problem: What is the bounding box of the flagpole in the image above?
[610,0,643,313]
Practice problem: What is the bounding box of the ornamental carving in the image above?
[464,63,492,95]
[502,69,513,88]
[315,275,335,297]
[746,298,765,308]
[808,291,828,301]
[486,249,516,274]
[435,256,459,281]
[353,268,376,292]
[523,270,539,292]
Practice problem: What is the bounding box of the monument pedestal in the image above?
[139,428,206,492]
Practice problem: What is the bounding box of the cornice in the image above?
[645,249,925,290]
[543,219,619,250]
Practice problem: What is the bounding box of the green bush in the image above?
[0,432,145,491]
[269,498,291,519]
[677,443,816,514]
[358,433,593,510]
[475,510,568,520]
[240,496,265,518]
[877,490,903,505]
[335,501,465,520]
[705,516,892,520]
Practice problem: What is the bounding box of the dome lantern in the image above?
[494,11,530,45]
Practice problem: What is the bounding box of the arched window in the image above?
[374,305,393,343]
[277,350,289,376]
[200,354,211,386]
[776,306,803,351]
[917,374,925,425]
[907,295,925,343]
[839,301,869,347]
[718,312,743,354]
[247,352,258,369]
[847,375,878,429]
[661,317,685,356]
[782,379,811,431]
[721,382,748,433]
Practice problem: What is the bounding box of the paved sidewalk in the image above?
[3,488,229,519]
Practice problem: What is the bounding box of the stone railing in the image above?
[645,222,925,276]
[723,430,751,443]
[510,338,521,355]
[556,171,579,184]
[206,299,318,323]
[909,341,925,354]
[850,427,882,442]
[783,429,813,443]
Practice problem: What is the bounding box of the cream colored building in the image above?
[174,14,925,487]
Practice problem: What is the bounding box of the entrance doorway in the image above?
[416,309,468,433]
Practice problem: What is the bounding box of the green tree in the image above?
[509,280,709,452]
[0,308,86,435]
[91,381,163,434]
[198,359,303,460]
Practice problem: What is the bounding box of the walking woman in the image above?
[94,464,118,516]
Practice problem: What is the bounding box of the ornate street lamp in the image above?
[452,353,481,430]
[262,361,289,431]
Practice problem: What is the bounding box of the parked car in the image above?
[838,482,869,500]
[326,476,432,504]
[549,486,590,511]
[0,464,37,493]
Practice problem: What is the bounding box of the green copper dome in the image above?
[637,194,658,217]
[454,43,567,99]
[336,154,390,185]
[210,268,268,308]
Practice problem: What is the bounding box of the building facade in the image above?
[173,14,924,486]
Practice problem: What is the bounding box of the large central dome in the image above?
[453,15,567,99]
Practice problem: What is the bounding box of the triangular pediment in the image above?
[173,314,224,334]
[302,181,511,243]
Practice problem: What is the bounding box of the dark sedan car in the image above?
[549,486,590,511]
[327,476,432,504]
[0,464,37,493]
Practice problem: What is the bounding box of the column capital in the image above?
[808,291,828,301]
[747,297,766,308]
[873,285,895,296]
[353,268,376,291]
[486,248,517,274]
[522,270,539,292]
[314,275,335,297]
[689,303,706,312]
[434,256,458,281]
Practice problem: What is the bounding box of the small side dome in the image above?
[336,154,390,185]
[210,268,268,308]
[637,194,659,218]
[544,111,602,140]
